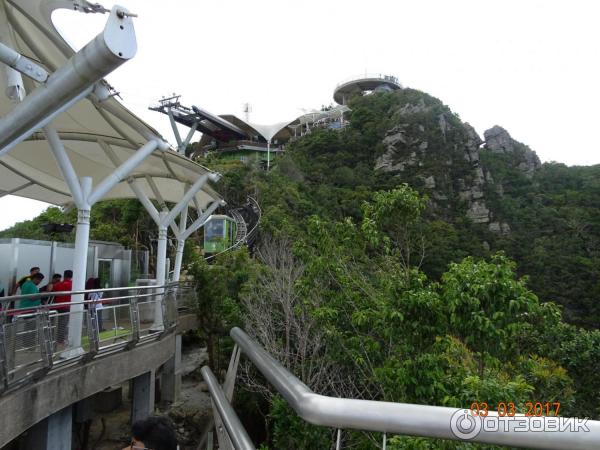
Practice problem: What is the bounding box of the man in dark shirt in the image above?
[40,273,62,305]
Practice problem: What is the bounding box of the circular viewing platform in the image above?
[334,74,402,104]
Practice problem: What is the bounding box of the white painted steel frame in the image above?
[172,199,223,281]
[0,7,144,355]
[129,177,221,328]
[0,6,137,157]
[45,124,161,350]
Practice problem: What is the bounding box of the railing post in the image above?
[83,309,99,361]
[0,312,9,392]
[128,296,140,348]
[37,309,54,370]
[223,344,240,401]
[159,287,169,336]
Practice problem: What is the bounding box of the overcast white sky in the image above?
[1,0,599,230]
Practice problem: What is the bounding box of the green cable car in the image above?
[203,215,237,255]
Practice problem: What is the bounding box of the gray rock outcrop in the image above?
[484,125,541,178]
[375,100,491,224]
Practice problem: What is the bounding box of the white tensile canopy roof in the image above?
[0,0,220,209]
[215,105,351,145]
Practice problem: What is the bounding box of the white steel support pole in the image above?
[67,177,93,352]
[180,122,199,154]
[172,239,185,283]
[154,212,168,329]
[167,108,183,149]
[46,130,167,349]
[44,126,84,207]
[162,174,217,226]
[156,212,168,285]
[267,140,271,171]
[172,207,188,282]
[0,6,137,156]
[88,139,159,205]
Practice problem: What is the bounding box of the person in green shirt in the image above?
[19,273,45,309]
[11,266,40,295]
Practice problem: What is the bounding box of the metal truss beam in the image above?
[0,6,137,157]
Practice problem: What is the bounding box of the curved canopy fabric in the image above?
[200,105,351,147]
[0,0,221,209]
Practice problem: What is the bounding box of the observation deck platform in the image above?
[334,74,402,104]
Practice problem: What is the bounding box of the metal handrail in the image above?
[225,327,600,450]
[201,366,255,450]
[0,282,182,305]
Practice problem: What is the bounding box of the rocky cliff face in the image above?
[374,94,491,224]
[483,125,541,178]
[372,91,542,232]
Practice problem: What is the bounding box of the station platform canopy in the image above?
[0,0,220,210]
[195,105,351,149]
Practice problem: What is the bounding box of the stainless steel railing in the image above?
[201,327,600,450]
[0,281,194,393]
[335,73,401,89]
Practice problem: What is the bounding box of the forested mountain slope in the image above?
[212,88,600,328]
[4,89,600,448]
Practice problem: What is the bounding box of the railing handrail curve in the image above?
[228,327,600,450]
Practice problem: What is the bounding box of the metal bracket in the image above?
[0,42,48,83]
[72,1,110,14]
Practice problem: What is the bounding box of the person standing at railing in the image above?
[40,273,62,305]
[18,273,45,309]
[52,270,73,344]
[88,278,105,332]
[10,266,40,295]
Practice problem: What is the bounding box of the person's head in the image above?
[63,270,73,280]
[85,277,95,290]
[127,416,178,450]
[29,267,40,275]
[51,274,62,283]
[93,277,102,289]
[31,273,45,285]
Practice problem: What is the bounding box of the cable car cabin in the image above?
[203,215,237,255]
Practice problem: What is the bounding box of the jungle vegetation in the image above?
[3,89,600,448]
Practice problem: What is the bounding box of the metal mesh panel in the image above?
[163,289,178,328]
[97,304,133,349]
[49,310,69,356]
[3,313,44,382]
[137,298,160,336]
[175,284,196,310]
[48,309,90,359]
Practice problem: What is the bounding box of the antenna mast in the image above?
[243,102,252,122]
